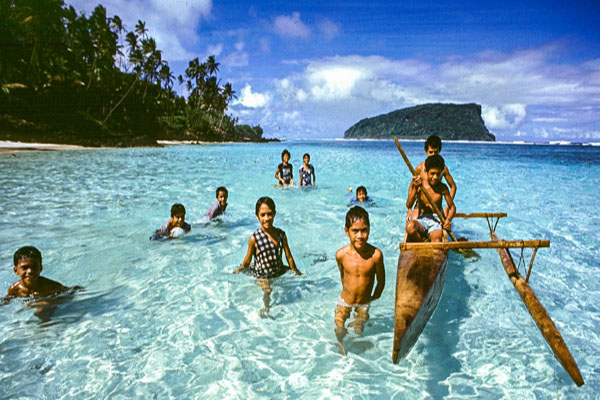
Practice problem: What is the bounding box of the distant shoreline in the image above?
[0,141,92,153]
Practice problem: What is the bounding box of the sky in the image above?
[69,0,600,142]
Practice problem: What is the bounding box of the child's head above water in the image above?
[303,153,310,164]
[345,205,370,229]
[171,203,186,217]
[216,186,228,207]
[14,246,42,267]
[356,186,368,202]
[281,149,290,163]
[424,135,442,156]
[255,196,276,216]
[13,246,43,286]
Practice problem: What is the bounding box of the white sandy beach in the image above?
[0,140,89,153]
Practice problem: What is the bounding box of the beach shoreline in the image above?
[0,140,92,153]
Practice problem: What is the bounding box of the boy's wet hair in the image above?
[14,246,42,266]
[281,149,290,160]
[255,196,276,216]
[171,203,186,217]
[356,186,367,196]
[216,186,228,197]
[303,153,310,159]
[425,135,442,151]
[345,206,370,229]
[425,154,445,172]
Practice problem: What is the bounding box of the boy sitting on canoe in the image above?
[334,206,385,354]
[413,135,456,217]
[406,154,455,242]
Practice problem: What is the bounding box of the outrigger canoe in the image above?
[392,242,448,363]
[392,138,583,386]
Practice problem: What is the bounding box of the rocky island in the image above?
[344,103,495,141]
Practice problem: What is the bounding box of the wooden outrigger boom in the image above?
[490,230,584,386]
[400,239,549,251]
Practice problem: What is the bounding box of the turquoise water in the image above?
[1,140,599,399]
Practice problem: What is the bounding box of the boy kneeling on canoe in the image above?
[334,206,385,354]
[405,154,455,242]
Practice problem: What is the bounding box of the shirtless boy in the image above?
[406,154,456,242]
[7,246,67,299]
[413,135,456,217]
[335,206,385,354]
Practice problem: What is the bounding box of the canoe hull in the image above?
[392,248,449,363]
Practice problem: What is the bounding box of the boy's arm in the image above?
[444,167,457,200]
[233,235,256,273]
[282,234,301,275]
[371,249,385,301]
[335,249,345,280]
[442,188,456,231]
[289,164,294,185]
[406,177,420,209]
[274,166,283,184]
[311,166,315,186]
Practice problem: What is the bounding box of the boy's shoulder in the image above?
[7,277,66,298]
[432,181,450,194]
[336,244,352,259]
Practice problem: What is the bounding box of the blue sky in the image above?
[70,0,600,142]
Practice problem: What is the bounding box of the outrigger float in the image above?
[392,138,584,387]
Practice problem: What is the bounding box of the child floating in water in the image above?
[233,196,301,316]
[153,203,191,239]
[299,153,315,187]
[335,206,385,354]
[6,246,76,320]
[205,186,228,220]
[348,186,373,205]
[7,246,67,299]
[275,149,294,186]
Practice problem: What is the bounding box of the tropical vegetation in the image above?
[0,0,267,146]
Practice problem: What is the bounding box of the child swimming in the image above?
[334,206,385,354]
[205,186,228,220]
[152,203,191,239]
[233,196,301,316]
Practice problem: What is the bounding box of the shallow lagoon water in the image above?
[1,140,599,399]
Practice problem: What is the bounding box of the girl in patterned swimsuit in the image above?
[234,197,302,315]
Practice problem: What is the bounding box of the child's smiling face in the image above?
[14,257,42,289]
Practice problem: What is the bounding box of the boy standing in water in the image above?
[335,206,385,354]
[406,154,455,242]
[275,149,294,186]
[413,135,456,218]
[205,186,228,220]
[299,153,316,187]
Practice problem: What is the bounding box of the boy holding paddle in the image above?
[414,135,456,217]
[406,154,455,242]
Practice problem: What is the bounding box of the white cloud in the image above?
[482,104,527,130]
[206,44,223,58]
[234,84,271,108]
[69,0,212,61]
[222,42,248,68]
[273,12,311,39]
[259,38,271,53]
[318,19,340,40]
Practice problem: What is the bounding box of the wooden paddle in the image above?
[394,137,475,255]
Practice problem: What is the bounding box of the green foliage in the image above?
[0,0,258,146]
[344,103,495,141]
